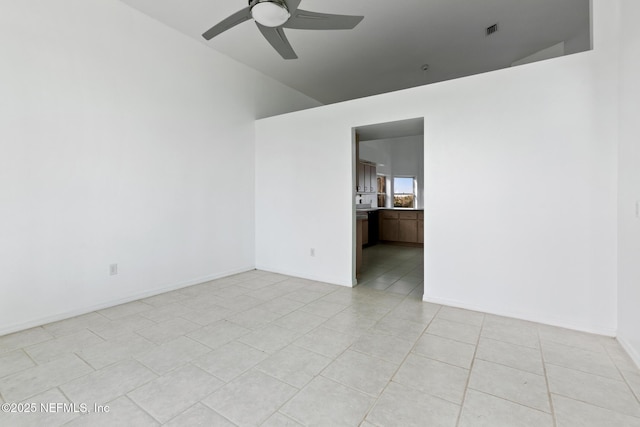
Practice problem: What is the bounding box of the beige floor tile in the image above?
[542,339,621,380]
[322,349,397,396]
[128,364,223,423]
[256,344,331,389]
[372,314,427,342]
[385,280,419,295]
[64,396,159,427]
[468,359,550,412]
[210,286,251,299]
[134,336,210,375]
[164,403,236,427]
[387,299,439,325]
[194,341,268,382]
[293,326,355,358]
[427,318,481,345]
[538,324,609,353]
[546,363,640,417]
[225,307,283,330]
[0,350,35,378]
[178,305,235,326]
[218,295,264,312]
[437,306,485,326]
[321,311,378,337]
[284,289,328,304]
[552,393,640,427]
[0,388,79,427]
[88,314,156,340]
[366,381,459,427]
[261,412,304,426]
[61,359,156,405]
[141,290,190,307]
[272,310,327,334]
[177,294,228,311]
[236,277,277,290]
[237,324,301,353]
[245,286,292,301]
[43,312,110,337]
[299,299,349,318]
[459,389,553,427]
[258,298,306,316]
[3,260,640,427]
[0,327,54,355]
[481,321,540,349]
[186,320,251,350]
[394,353,469,404]
[475,337,544,375]
[203,370,297,426]
[413,333,476,369]
[281,376,374,426]
[350,330,414,364]
[138,302,193,323]
[135,317,200,345]
[24,329,103,363]
[623,368,640,400]
[76,332,156,370]
[98,301,153,320]
[0,354,93,401]
[607,343,640,372]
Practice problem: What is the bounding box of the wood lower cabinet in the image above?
[380,210,423,244]
[398,211,418,243]
[380,211,399,241]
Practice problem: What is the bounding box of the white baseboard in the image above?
[423,294,617,337]
[617,335,640,370]
[0,266,255,337]
[254,265,352,288]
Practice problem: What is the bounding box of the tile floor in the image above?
[0,245,639,426]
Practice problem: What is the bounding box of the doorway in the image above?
[352,118,425,299]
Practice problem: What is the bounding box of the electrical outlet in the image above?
[310,248,315,257]
[109,264,118,276]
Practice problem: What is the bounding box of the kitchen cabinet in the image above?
[357,162,365,192]
[380,211,399,241]
[356,161,377,193]
[398,211,418,243]
[365,164,376,193]
[379,210,423,244]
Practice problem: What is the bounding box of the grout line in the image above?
[454,311,484,427]
[537,324,558,427]
[359,300,442,424]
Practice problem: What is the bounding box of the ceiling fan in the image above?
[202,0,364,60]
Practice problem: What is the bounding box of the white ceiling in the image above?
[357,118,424,142]
[118,0,590,104]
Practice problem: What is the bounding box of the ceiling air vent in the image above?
[486,23,499,36]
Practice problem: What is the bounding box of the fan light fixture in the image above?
[251,0,291,27]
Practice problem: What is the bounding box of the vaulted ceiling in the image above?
[119,0,591,104]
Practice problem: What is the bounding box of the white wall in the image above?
[0,0,319,334]
[617,0,640,367]
[256,0,619,334]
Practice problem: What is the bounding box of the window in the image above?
[393,177,416,208]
